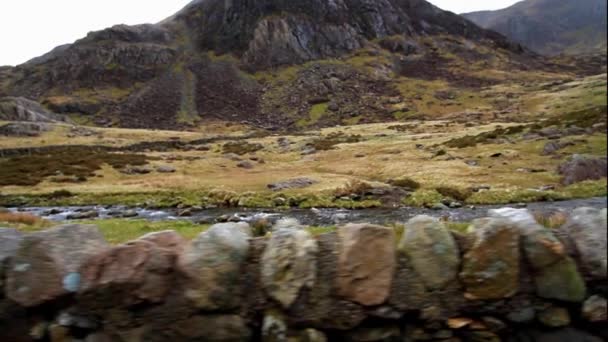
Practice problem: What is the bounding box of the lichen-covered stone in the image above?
[6,224,108,307]
[582,295,607,322]
[490,208,586,302]
[178,223,250,310]
[261,229,318,308]
[399,216,460,290]
[336,224,396,306]
[524,229,586,302]
[561,207,607,279]
[79,240,175,305]
[460,218,520,300]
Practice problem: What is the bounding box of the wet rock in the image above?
[67,210,99,220]
[561,207,607,279]
[6,224,108,307]
[399,216,460,290]
[460,218,520,300]
[156,165,176,173]
[557,154,607,185]
[268,178,318,191]
[296,329,327,342]
[261,229,318,308]
[336,224,396,306]
[538,306,571,327]
[138,230,187,254]
[582,295,607,322]
[178,223,250,310]
[57,310,99,330]
[79,240,175,305]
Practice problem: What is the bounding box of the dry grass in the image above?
[0,212,46,226]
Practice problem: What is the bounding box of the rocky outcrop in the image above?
[0,0,530,131]
[0,97,68,123]
[1,207,606,341]
[558,154,608,185]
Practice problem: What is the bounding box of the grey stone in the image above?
[582,295,607,322]
[267,178,317,191]
[178,223,250,310]
[399,215,460,290]
[561,207,607,279]
[261,229,318,308]
[156,165,176,173]
[6,224,108,306]
[460,218,520,300]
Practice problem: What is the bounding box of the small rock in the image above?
[268,178,318,191]
[237,161,254,169]
[582,295,607,322]
[67,210,99,220]
[156,165,176,173]
[507,307,536,323]
[538,307,571,327]
[465,160,479,166]
[431,203,449,211]
[448,317,473,329]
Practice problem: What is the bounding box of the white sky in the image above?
[0,0,520,67]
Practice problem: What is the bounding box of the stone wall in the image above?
[0,207,606,342]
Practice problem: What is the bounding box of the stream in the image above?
[7,197,607,226]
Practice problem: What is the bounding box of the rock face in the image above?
[0,228,23,292]
[557,154,608,185]
[0,0,527,131]
[336,224,396,306]
[261,229,318,308]
[0,97,68,122]
[460,218,520,300]
[178,223,250,310]
[464,0,608,56]
[6,224,108,307]
[399,216,460,290]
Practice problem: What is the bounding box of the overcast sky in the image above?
[0,0,520,67]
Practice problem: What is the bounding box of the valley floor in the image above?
[0,75,606,210]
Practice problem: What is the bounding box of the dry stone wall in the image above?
[0,207,606,342]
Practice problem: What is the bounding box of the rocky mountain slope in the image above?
[0,0,530,130]
[463,0,608,56]
[0,0,585,131]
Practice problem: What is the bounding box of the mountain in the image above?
[0,0,541,131]
[463,0,608,56]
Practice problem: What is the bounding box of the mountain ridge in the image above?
[463,0,608,56]
[0,0,589,131]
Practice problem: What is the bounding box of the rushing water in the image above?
[8,197,607,226]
